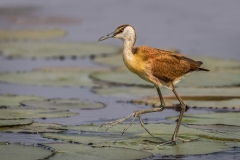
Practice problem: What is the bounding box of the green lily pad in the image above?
[91,70,150,87]
[0,143,53,160]
[0,29,66,40]
[20,98,104,110]
[0,119,33,127]
[190,56,240,70]
[0,108,78,119]
[48,152,102,160]
[94,54,240,70]
[167,112,240,126]
[91,69,240,87]
[3,15,81,26]
[0,42,121,58]
[0,67,107,87]
[92,86,156,99]
[130,87,240,108]
[46,143,152,160]
[93,54,124,68]
[0,122,64,133]
[185,124,240,132]
[42,123,233,155]
[58,123,240,142]
[0,94,42,107]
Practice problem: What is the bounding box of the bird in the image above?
[98,24,209,145]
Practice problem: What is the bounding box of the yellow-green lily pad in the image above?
[91,69,240,87]
[42,123,233,155]
[3,15,81,26]
[0,108,78,120]
[167,112,240,126]
[190,56,240,70]
[131,87,240,108]
[0,29,66,40]
[46,143,152,160]
[0,119,33,127]
[0,42,121,58]
[0,94,42,107]
[0,67,107,87]
[20,98,104,110]
[0,122,64,133]
[94,54,240,70]
[0,143,53,160]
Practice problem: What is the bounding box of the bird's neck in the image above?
[122,37,135,57]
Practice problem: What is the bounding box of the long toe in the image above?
[159,140,176,146]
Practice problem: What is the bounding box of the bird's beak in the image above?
[98,32,115,42]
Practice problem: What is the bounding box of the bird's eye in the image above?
[120,29,124,32]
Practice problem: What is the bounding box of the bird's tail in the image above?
[198,68,210,71]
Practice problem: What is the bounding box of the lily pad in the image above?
[48,152,102,160]
[0,42,121,58]
[190,56,240,70]
[167,112,240,126]
[3,15,81,26]
[0,119,33,127]
[92,86,156,99]
[91,70,150,87]
[58,123,240,142]
[0,67,107,87]
[20,98,104,110]
[0,108,78,119]
[0,94,42,107]
[0,122,64,133]
[91,69,240,87]
[42,123,233,155]
[46,143,152,160]
[94,54,240,70]
[0,29,66,40]
[185,124,240,132]
[107,87,240,108]
[0,143,52,160]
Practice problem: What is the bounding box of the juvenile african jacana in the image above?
[98,24,209,145]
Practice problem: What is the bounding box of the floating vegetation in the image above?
[20,98,104,110]
[0,108,78,119]
[91,69,240,87]
[46,143,152,160]
[0,42,121,59]
[0,143,53,160]
[167,112,240,126]
[0,29,66,40]
[0,67,108,87]
[0,122,64,133]
[0,94,42,108]
[0,119,33,127]
[42,123,234,155]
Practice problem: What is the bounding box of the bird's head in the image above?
[98,24,136,42]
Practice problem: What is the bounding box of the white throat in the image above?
[118,26,136,57]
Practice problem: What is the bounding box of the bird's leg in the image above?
[159,85,190,145]
[100,107,164,136]
[101,87,165,137]
[156,87,166,107]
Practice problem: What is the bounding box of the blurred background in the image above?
[0,0,240,59]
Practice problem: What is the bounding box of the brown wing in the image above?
[134,46,202,81]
